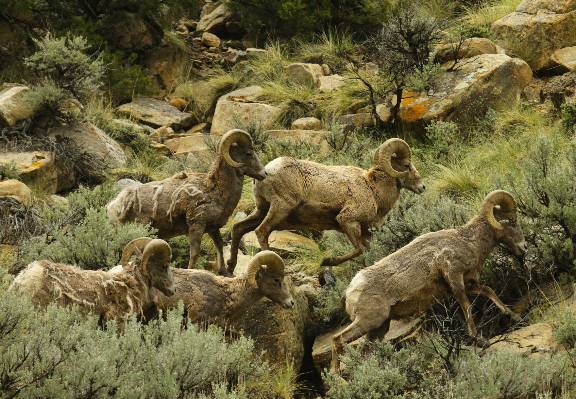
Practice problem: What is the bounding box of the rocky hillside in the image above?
[1,0,576,398]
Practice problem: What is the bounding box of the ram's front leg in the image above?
[208,229,227,275]
[468,284,522,322]
[187,223,205,269]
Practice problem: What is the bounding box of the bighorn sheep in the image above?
[9,237,175,326]
[153,250,294,326]
[330,190,527,372]
[227,138,425,274]
[107,129,266,274]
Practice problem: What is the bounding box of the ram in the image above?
[227,138,425,274]
[9,237,174,326]
[154,250,294,326]
[330,190,527,372]
[107,129,266,274]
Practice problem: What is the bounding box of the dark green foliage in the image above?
[555,309,576,349]
[227,0,391,40]
[0,276,274,398]
[562,100,576,134]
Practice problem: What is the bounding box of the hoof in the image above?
[319,269,337,287]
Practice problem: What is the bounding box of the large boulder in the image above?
[285,63,325,87]
[164,133,211,156]
[210,86,282,135]
[551,46,576,71]
[318,74,346,93]
[49,123,128,169]
[0,151,58,194]
[398,54,532,127]
[197,1,234,34]
[243,230,319,254]
[492,0,576,71]
[489,323,560,355]
[0,85,40,127]
[0,179,32,206]
[117,98,194,130]
[434,37,500,64]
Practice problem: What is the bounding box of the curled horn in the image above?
[141,239,172,272]
[245,250,285,285]
[219,129,253,168]
[373,138,411,178]
[120,237,153,268]
[481,190,517,231]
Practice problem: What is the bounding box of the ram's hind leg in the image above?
[187,223,205,269]
[322,213,366,268]
[254,199,295,251]
[208,229,227,275]
[227,207,267,273]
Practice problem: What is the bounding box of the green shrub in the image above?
[296,30,357,73]
[450,350,575,398]
[561,100,576,134]
[555,309,576,349]
[25,34,105,102]
[0,273,277,399]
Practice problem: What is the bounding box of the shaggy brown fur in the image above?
[155,251,294,326]
[330,190,527,372]
[9,238,174,326]
[228,138,425,273]
[107,130,266,274]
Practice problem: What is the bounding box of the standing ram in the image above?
[9,237,175,327]
[227,138,425,275]
[153,250,294,326]
[330,190,527,372]
[107,129,266,274]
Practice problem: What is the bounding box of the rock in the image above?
[339,113,375,129]
[115,178,142,190]
[49,123,128,169]
[150,126,174,143]
[117,98,194,130]
[0,151,58,194]
[223,48,246,64]
[210,86,282,135]
[399,54,532,127]
[246,48,267,56]
[434,37,499,64]
[197,2,234,34]
[540,70,576,108]
[318,74,346,93]
[187,122,208,134]
[291,117,322,130]
[0,179,32,206]
[232,279,311,369]
[551,46,576,71]
[0,85,40,127]
[101,12,161,51]
[285,63,325,86]
[164,133,211,156]
[489,323,559,355]
[321,64,332,75]
[492,0,576,71]
[201,32,221,48]
[47,194,68,208]
[312,318,422,372]
[265,129,330,154]
[110,119,154,135]
[243,230,319,254]
[146,44,187,90]
[376,104,392,123]
[150,142,172,156]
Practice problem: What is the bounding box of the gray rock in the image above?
[0,85,40,127]
[117,97,194,130]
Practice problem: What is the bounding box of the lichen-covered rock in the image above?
[243,230,319,254]
[210,86,281,135]
[0,179,32,206]
[49,123,128,169]
[285,63,325,87]
[398,54,532,127]
[117,98,194,130]
[318,74,346,93]
[291,117,322,130]
[0,151,58,194]
[434,37,500,64]
[164,133,210,156]
[489,323,559,355]
[551,46,576,71]
[492,0,576,71]
[0,85,40,127]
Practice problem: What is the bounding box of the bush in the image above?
[555,309,576,349]
[561,100,576,134]
[450,350,575,398]
[25,34,105,103]
[0,273,278,399]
